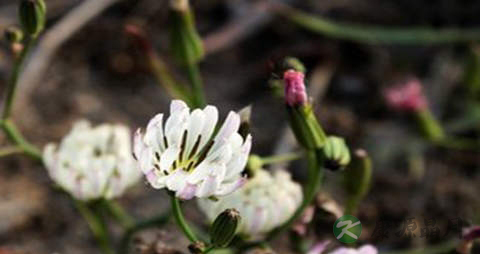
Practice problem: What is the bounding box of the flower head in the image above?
[134,100,252,200]
[284,70,307,106]
[328,245,377,254]
[43,120,140,201]
[198,169,302,239]
[384,78,427,112]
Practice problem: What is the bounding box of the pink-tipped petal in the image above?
[284,70,307,106]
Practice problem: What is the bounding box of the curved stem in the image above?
[0,119,42,161]
[171,195,198,243]
[2,37,37,119]
[75,200,114,254]
[0,146,23,157]
[266,149,323,241]
[275,4,480,45]
[261,152,303,165]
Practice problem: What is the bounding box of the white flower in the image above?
[328,245,378,254]
[134,100,252,200]
[43,120,141,201]
[198,169,302,238]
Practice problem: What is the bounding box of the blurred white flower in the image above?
[134,100,252,200]
[328,245,378,254]
[43,120,140,201]
[198,169,302,238]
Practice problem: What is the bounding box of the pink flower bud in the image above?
[284,70,307,106]
[384,78,427,112]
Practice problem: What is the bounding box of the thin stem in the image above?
[433,136,480,150]
[186,62,206,108]
[171,195,198,243]
[261,152,303,165]
[2,37,37,119]
[266,149,323,241]
[275,4,480,45]
[0,119,42,161]
[75,200,114,254]
[101,199,135,230]
[0,146,23,157]
[119,212,171,254]
[149,52,191,102]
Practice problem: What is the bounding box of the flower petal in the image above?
[159,147,180,172]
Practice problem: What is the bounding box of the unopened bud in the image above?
[169,2,204,65]
[210,209,241,248]
[19,0,46,37]
[284,70,307,107]
[323,136,350,171]
[4,26,24,44]
[384,78,427,112]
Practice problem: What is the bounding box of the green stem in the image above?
[433,136,480,150]
[276,4,480,45]
[75,200,114,254]
[186,63,206,108]
[0,119,42,161]
[261,152,303,165]
[0,146,23,157]
[119,212,171,254]
[101,199,135,230]
[171,195,198,243]
[344,197,358,216]
[266,149,323,241]
[2,37,37,119]
[149,52,192,102]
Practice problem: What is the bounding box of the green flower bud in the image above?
[19,0,46,36]
[4,26,24,43]
[322,136,351,171]
[169,1,204,65]
[210,209,241,248]
[283,69,327,150]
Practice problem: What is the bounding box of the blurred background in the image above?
[1,0,480,253]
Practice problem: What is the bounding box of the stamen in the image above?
[163,136,168,148]
[155,152,161,161]
[179,130,188,161]
[194,140,214,167]
[188,135,202,159]
[186,161,195,172]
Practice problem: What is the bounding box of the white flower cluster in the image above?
[43,121,141,200]
[329,245,377,254]
[134,100,252,200]
[198,168,303,238]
